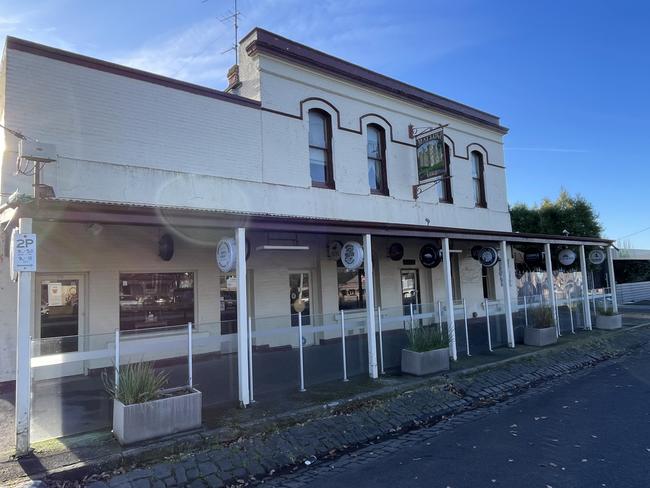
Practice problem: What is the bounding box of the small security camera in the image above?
[562,229,570,236]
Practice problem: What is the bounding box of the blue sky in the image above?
[2,0,649,246]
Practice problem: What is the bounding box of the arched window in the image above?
[471,150,486,207]
[438,143,453,203]
[308,109,334,188]
[367,124,388,195]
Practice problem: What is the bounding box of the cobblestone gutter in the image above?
[14,326,650,488]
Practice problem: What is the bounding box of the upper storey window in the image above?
[437,143,453,203]
[367,124,388,195]
[308,109,334,188]
[471,150,487,207]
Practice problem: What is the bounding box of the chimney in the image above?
[227,64,241,91]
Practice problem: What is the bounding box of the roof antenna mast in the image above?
[220,0,242,65]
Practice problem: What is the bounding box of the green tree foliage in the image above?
[510,190,603,237]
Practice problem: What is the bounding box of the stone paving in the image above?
[18,326,650,488]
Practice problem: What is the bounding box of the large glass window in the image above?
[308,109,334,188]
[337,268,366,311]
[220,274,238,334]
[437,143,453,203]
[289,272,311,326]
[367,124,388,195]
[119,272,194,331]
[471,150,487,207]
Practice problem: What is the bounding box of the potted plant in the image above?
[595,306,623,330]
[524,305,558,347]
[401,324,449,376]
[103,362,202,445]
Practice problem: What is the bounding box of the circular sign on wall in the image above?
[328,240,343,260]
[216,238,237,272]
[341,241,364,270]
[470,245,483,260]
[558,248,576,267]
[478,247,499,268]
[158,234,174,261]
[419,244,441,268]
[388,242,404,261]
[589,249,606,265]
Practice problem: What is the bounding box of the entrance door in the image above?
[290,271,311,326]
[401,269,421,314]
[35,274,86,378]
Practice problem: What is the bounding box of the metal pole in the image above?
[247,317,254,402]
[363,234,379,379]
[409,303,414,330]
[377,307,385,375]
[485,299,493,352]
[437,300,442,331]
[187,322,193,389]
[462,299,470,356]
[606,246,619,313]
[15,218,34,456]
[442,237,458,360]
[544,243,560,337]
[523,296,529,328]
[340,310,348,382]
[235,227,250,406]
[298,312,305,392]
[567,293,575,334]
[579,245,593,330]
[499,241,516,348]
[114,329,120,390]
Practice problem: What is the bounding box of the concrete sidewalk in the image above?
[3,322,650,487]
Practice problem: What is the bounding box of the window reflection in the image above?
[337,268,366,310]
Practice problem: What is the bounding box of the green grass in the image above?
[102,362,169,405]
[406,324,448,352]
[528,305,555,329]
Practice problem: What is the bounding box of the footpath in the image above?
[8,323,650,488]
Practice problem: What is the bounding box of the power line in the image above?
[616,225,650,242]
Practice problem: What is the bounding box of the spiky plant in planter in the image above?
[102,362,169,405]
[406,324,448,352]
[402,324,450,376]
[528,305,555,329]
[595,305,622,330]
[524,305,557,346]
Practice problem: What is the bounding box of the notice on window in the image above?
[48,282,64,306]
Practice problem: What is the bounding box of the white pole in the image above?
[462,299,470,356]
[377,307,385,375]
[15,217,34,457]
[235,227,250,406]
[340,310,348,381]
[485,299,492,352]
[187,322,193,389]
[500,241,515,348]
[523,295,529,328]
[247,317,254,402]
[437,300,443,333]
[409,303,414,330]
[114,329,120,389]
[607,246,619,313]
[544,243,560,337]
[567,292,575,334]
[579,245,593,330]
[442,238,458,360]
[298,312,305,392]
[363,234,379,379]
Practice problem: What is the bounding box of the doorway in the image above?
[289,271,311,326]
[401,269,421,314]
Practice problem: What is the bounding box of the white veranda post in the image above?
[441,238,458,360]
[236,227,250,406]
[606,246,619,314]
[544,243,559,336]
[500,240,515,348]
[579,246,593,330]
[15,217,34,456]
[363,234,379,379]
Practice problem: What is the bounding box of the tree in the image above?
[510,190,603,238]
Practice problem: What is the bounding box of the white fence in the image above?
[616,281,650,304]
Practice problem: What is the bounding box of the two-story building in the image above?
[0,28,616,451]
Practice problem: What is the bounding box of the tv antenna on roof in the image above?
[220,0,242,65]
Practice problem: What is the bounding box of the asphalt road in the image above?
[265,347,650,488]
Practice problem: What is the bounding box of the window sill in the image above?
[370,189,390,197]
[311,181,336,190]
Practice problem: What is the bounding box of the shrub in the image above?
[597,306,616,316]
[406,324,448,352]
[103,362,169,405]
[528,305,555,329]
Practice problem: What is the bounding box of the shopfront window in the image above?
[220,274,238,334]
[119,272,194,331]
[338,268,366,310]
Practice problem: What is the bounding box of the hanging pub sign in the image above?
[341,241,364,270]
[216,238,237,272]
[419,244,441,268]
[588,249,606,265]
[558,248,576,267]
[478,247,499,268]
[416,129,447,183]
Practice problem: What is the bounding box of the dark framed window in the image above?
[337,267,366,311]
[482,266,496,299]
[308,109,335,188]
[367,124,388,195]
[471,150,487,207]
[438,143,453,203]
[119,272,194,331]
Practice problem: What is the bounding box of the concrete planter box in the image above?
[595,314,623,330]
[113,388,202,445]
[401,347,450,376]
[524,326,557,347]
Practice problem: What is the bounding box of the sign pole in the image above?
[15,217,34,456]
